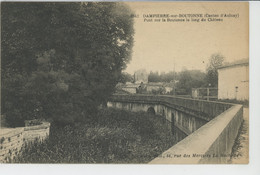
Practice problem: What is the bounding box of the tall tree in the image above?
[148,71,160,82]
[206,53,224,87]
[176,70,206,95]
[1,2,134,126]
[118,72,134,84]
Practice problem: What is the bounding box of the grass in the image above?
[11,108,186,163]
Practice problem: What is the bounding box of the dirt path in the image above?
[230,107,249,164]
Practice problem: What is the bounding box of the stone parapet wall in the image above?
[149,105,243,164]
[109,94,233,120]
[109,94,243,164]
[0,128,24,162]
[0,122,50,163]
[108,94,235,141]
[24,122,50,143]
[107,101,208,135]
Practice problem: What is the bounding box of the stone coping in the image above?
[149,104,243,164]
[0,128,24,136]
[110,94,237,106]
[0,122,50,135]
[109,94,234,120]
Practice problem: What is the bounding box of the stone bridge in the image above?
[107,94,243,164]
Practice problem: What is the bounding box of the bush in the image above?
[11,108,183,163]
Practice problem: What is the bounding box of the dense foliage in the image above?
[1,2,134,126]
[148,70,207,95]
[176,70,207,95]
[147,53,225,95]
[11,109,185,163]
[148,71,177,83]
[118,72,134,84]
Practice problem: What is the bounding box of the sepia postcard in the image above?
[0,1,249,165]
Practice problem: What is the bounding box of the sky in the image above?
[124,2,249,74]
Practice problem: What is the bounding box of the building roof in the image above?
[147,82,164,86]
[218,59,249,69]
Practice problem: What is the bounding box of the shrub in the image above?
[11,108,184,163]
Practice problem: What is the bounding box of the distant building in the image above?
[163,82,175,94]
[134,69,148,84]
[146,82,163,92]
[136,82,147,94]
[121,83,139,94]
[217,59,249,101]
[164,86,173,94]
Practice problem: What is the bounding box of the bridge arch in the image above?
[147,107,155,115]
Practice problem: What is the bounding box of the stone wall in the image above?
[108,94,243,163]
[109,94,233,119]
[24,122,50,143]
[0,128,24,162]
[108,94,233,135]
[0,122,50,163]
[107,101,207,135]
[149,105,243,164]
